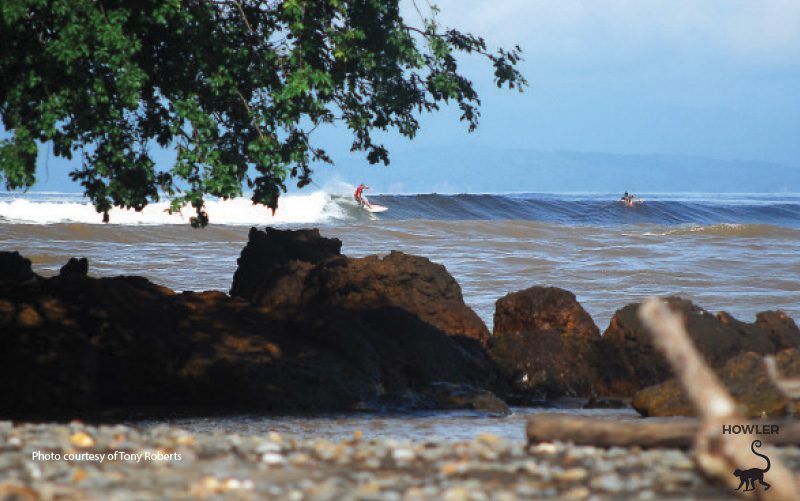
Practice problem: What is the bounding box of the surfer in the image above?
[620,192,638,207]
[354,184,372,209]
[354,183,389,213]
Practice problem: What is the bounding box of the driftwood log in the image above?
[526,414,800,449]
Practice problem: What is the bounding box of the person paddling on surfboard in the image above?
[620,191,639,207]
[354,183,372,209]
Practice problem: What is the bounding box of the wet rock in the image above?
[230,227,342,301]
[555,467,589,483]
[59,257,88,280]
[592,297,800,397]
[754,311,800,351]
[230,228,342,301]
[0,251,36,283]
[420,382,510,417]
[185,299,488,413]
[234,228,490,346]
[301,252,491,345]
[0,237,502,417]
[633,347,800,417]
[582,397,627,409]
[489,287,599,398]
[0,274,179,415]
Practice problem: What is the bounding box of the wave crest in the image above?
[2,191,799,229]
[0,190,362,225]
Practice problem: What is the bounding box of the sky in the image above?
[371,0,800,163]
[17,0,800,191]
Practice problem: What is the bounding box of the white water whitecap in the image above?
[0,189,353,225]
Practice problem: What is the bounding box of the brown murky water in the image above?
[3,219,798,330]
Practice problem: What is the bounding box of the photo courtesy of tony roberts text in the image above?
[31,451,182,463]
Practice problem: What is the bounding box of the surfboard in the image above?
[621,198,644,207]
[365,204,388,213]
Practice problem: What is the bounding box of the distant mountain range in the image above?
[26,146,800,194]
[315,147,800,194]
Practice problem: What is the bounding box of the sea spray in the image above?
[0,190,354,225]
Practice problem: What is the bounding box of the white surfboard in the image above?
[365,204,388,213]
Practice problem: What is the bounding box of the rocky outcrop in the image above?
[591,297,800,397]
[489,287,599,398]
[5,229,798,418]
[232,227,490,346]
[487,290,800,403]
[632,348,800,417]
[274,252,490,345]
[0,251,37,283]
[753,311,800,351]
[0,229,502,418]
[230,227,341,301]
[59,257,89,280]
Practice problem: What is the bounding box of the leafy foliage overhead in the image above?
[0,0,525,226]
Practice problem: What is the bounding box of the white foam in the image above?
[0,190,354,225]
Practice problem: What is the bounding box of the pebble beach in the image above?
[3,420,797,500]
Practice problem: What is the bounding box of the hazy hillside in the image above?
[24,146,800,194]
[316,148,800,194]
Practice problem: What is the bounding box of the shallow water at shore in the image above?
[129,407,642,442]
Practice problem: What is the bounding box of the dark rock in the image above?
[0,275,177,414]
[582,396,628,409]
[232,228,490,346]
[284,252,489,345]
[230,227,341,300]
[489,286,599,398]
[0,251,36,283]
[754,310,800,350]
[632,348,800,417]
[591,297,800,397]
[59,257,88,279]
[420,382,511,417]
[0,241,501,418]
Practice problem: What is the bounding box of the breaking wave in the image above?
[0,189,364,226]
[1,190,799,229]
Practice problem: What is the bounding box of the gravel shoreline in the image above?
[2,420,797,500]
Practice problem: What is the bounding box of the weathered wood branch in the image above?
[765,355,800,417]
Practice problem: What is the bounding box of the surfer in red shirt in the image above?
[354,184,371,208]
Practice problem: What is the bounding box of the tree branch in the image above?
[230,0,254,34]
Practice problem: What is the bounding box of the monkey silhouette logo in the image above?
[733,440,771,492]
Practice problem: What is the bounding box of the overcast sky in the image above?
[334,0,800,165]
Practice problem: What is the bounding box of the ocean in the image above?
[2,189,798,334]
